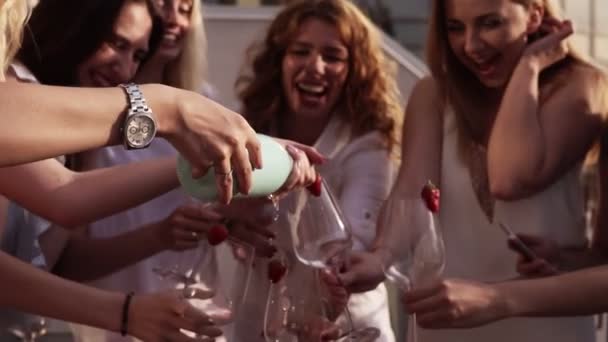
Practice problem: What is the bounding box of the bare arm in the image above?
[0,250,123,331]
[53,203,223,282]
[487,23,603,199]
[0,157,178,228]
[53,223,165,282]
[403,265,608,329]
[488,61,602,199]
[338,77,443,292]
[0,82,262,204]
[502,265,608,317]
[0,82,147,165]
[374,76,443,245]
[0,250,218,340]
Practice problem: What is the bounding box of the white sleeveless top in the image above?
[418,109,594,341]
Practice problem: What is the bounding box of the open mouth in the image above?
[470,55,501,78]
[161,32,180,46]
[296,81,327,99]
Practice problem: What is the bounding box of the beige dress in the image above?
[418,109,595,342]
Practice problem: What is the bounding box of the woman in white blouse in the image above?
[232,0,402,340]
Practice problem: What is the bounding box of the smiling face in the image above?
[155,0,193,61]
[76,0,152,87]
[281,17,349,120]
[445,0,540,88]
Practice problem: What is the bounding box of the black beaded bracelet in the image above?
[121,292,135,336]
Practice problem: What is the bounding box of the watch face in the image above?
[126,115,156,148]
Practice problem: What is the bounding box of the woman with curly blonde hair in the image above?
[234,0,401,340]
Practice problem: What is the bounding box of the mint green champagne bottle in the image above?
[177,134,293,201]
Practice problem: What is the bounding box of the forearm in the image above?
[0,83,177,166]
[0,251,122,332]
[488,60,544,198]
[61,157,179,227]
[54,223,166,282]
[500,265,608,317]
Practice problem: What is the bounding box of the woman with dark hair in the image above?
[0,0,227,340]
[17,0,163,87]
[0,0,265,340]
[1,0,320,340]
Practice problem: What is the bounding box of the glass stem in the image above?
[408,313,418,342]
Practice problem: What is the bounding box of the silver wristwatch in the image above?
[120,83,157,149]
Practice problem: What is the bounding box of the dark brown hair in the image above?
[18,0,163,86]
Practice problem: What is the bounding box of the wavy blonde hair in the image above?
[236,0,402,152]
[163,0,207,92]
[427,0,606,154]
[0,0,31,80]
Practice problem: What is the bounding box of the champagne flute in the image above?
[153,195,279,283]
[180,240,255,331]
[264,250,342,342]
[380,196,445,342]
[285,181,381,341]
[7,316,47,342]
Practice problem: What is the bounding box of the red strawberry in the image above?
[307,173,323,197]
[421,180,440,213]
[267,259,287,283]
[207,225,229,246]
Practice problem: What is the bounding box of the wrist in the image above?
[149,222,172,251]
[96,291,124,333]
[493,281,522,319]
[142,84,181,139]
[370,246,391,269]
[121,292,135,336]
[517,56,542,76]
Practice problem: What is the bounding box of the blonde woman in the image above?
[342,0,608,341]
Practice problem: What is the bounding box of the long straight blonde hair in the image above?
[427,0,604,154]
[0,0,31,80]
[162,0,207,92]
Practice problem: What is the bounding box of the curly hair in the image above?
[236,0,402,152]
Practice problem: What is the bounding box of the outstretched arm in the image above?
[404,265,608,329]
[53,203,223,282]
[338,76,443,293]
[0,250,220,340]
[0,82,262,204]
[0,157,178,228]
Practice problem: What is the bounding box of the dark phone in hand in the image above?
[507,237,538,262]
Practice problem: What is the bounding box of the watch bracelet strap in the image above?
[120,83,152,117]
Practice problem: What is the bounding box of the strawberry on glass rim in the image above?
[421,180,440,213]
[306,173,323,197]
[267,259,288,284]
[207,225,229,246]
